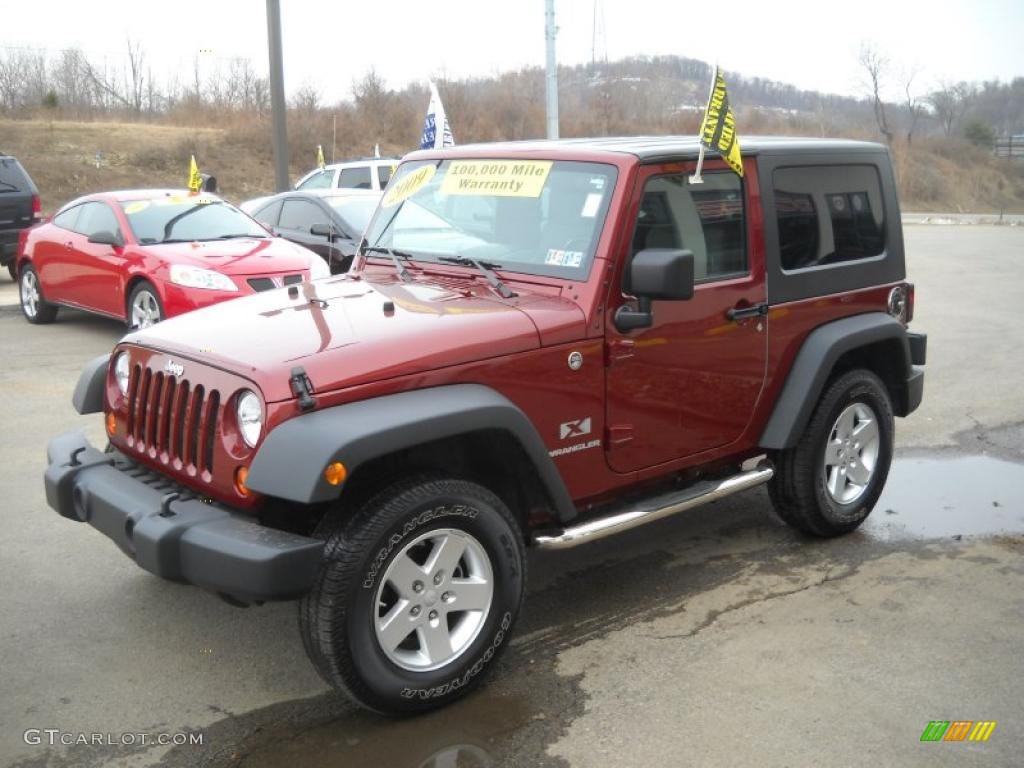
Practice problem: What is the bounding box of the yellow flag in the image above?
[187,155,202,193]
[698,67,743,177]
[316,145,326,171]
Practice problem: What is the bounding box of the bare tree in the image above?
[858,43,893,144]
[928,81,975,136]
[0,50,30,110]
[124,37,145,112]
[902,67,926,144]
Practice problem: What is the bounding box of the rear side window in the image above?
[53,205,82,231]
[774,165,886,271]
[253,199,283,227]
[630,172,746,282]
[0,157,30,190]
[339,166,372,190]
[297,170,333,190]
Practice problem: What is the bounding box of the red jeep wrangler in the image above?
[45,137,926,714]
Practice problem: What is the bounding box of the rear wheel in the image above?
[299,476,525,714]
[127,281,164,329]
[768,369,894,537]
[20,264,58,324]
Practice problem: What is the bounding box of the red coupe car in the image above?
[16,189,329,328]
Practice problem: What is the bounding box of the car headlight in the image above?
[236,390,263,447]
[309,255,330,280]
[114,352,130,396]
[169,264,238,292]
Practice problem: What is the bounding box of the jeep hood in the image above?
[126,272,586,401]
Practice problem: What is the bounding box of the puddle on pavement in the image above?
[864,455,1024,540]
[235,691,540,768]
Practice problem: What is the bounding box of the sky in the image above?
[1,0,1022,103]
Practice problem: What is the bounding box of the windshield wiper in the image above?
[437,256,516,299]
[210,233,267,240]
[361,244,414,283]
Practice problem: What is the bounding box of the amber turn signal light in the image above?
[234,466,251,497]
[105,412,117,436]
[323,461,347,486]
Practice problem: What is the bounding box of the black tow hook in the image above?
[290,366,317,411]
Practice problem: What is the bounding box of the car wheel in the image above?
[20,264,58,324]
[127,282,164,329]
[768,368,894,537]
[299,476,525,714]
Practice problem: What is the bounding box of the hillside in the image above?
[1,51,1022,214]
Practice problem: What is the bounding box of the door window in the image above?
[73,202,121,240]
[629,172,746,284]
[338,166,373,190]
[279,199,328,231]
[377,164,395,188]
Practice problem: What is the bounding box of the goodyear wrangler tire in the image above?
[768,368,894,537]
[299,476,525,714]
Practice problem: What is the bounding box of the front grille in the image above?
[126,364,220,475]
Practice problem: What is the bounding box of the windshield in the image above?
[324,195,380,237]
[119,196,268,244]
[362,159,617,277]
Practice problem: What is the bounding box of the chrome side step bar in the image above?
[533,465,774,550]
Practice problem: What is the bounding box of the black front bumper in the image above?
[44,432,324,603]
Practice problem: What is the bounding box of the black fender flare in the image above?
[759,313,912,450]
[246,383,577,521]
[72,354,111,415]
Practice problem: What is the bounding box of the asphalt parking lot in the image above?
[2,225,1023,768]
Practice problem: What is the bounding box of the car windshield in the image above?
[362,159,618,278]
[119,196,268,244]
[324,195,380,237]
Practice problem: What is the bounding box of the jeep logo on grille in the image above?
[163,360,184,378]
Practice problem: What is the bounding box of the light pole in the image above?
[544,0,559,140]
[266,0,289,192]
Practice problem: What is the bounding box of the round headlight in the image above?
[114,352,130,396]
[236,390,263,447]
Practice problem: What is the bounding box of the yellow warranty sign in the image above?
[382,164,437,208]
[440,160,552,197]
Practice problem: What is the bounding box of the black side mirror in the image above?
[200,173,217,193]
[88,230,123,247]
[614,249,695,332]
[310,223,333,238]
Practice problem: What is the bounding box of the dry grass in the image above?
[2,116,1022,215]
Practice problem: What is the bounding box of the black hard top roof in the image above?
[443,135,887,161]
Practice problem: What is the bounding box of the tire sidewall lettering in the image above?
[362,504,479,590]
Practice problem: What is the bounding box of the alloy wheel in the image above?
[823,402,880,504]
[373,528,494,672]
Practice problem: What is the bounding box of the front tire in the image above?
[127,281,164,329]
[20,264,58,324]
[299,477,525,714]
[768,369,894,537]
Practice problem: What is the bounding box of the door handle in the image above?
[727,302,768,321]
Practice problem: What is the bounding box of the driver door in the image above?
[605,161,768,474]
[62,202,126,316]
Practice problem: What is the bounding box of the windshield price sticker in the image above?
[440,161,552,197]
[123,201,150,215]
[382,164,437,208]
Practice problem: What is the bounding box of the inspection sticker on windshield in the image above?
[581,193,603,218]
[546,249,583,267]
[440,160,552,197]
[382,164,437,208]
